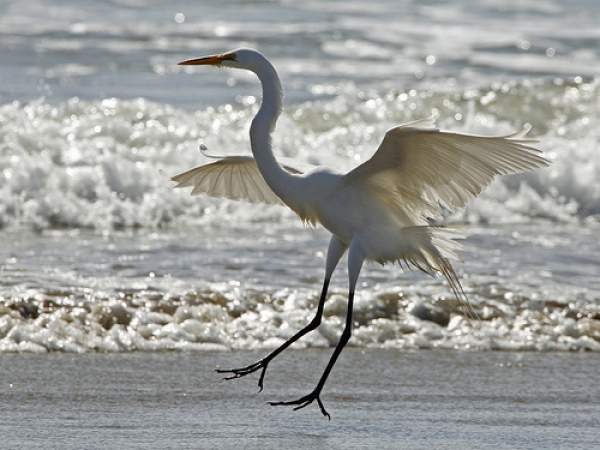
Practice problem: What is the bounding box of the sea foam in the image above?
[1,77,598,231]
[2,79,600,354]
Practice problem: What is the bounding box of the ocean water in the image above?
[1,0,600,358]
[2,1,600,446]
[0,0,600,353]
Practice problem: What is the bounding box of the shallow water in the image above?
[1,222,600,354]
[1,1,600,352]
[1,350,598,449]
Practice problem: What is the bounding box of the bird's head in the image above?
[178,48,266,71]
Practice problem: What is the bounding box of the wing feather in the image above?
[172,155,307,205]
[346,118,550,219]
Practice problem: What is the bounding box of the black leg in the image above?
[269,290,355,420]
[268,240,364,419]
[216,277,331,392]
[216,236,347,392]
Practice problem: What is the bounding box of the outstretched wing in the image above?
[172,155,307,205]
[346,117,550,219]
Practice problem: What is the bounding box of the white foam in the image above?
[1,78,598,231]
[1,282,599,353]
[2,80,600,354]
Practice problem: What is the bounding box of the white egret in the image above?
[173,48,550,418]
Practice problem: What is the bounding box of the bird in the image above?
[173,48,550,419]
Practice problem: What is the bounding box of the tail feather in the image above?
[400,226,478,322]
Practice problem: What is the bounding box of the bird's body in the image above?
[174,48,550,418]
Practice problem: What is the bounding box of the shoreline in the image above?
[1,349,598,449]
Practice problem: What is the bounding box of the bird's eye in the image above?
[222,53,237,61]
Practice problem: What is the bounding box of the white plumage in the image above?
[172,154,303,205]
[174,48,550,418]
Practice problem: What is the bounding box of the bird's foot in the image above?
[216,359,269,392]
[269,390,330,420]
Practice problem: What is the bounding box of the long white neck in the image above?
[249,61,299,204]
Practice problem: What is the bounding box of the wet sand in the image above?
[1,349,598,449]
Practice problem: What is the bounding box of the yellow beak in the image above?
[178,53,234,66]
